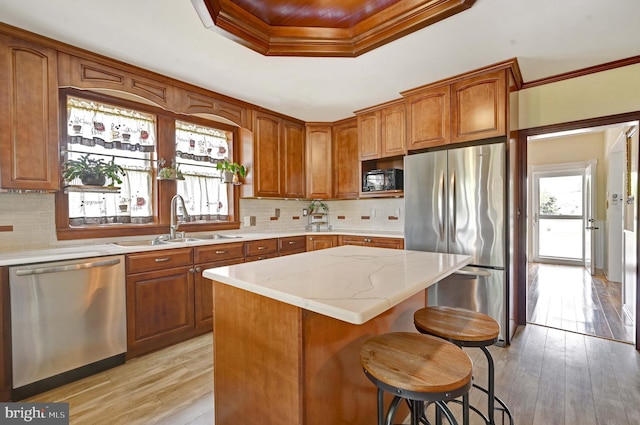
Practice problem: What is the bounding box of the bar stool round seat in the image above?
[414,306,513,425]
[360,332,472,425]
[414,306,500,347]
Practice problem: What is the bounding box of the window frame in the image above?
[55,88,241,240]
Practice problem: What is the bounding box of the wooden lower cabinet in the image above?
[339,235,405,249]
[126,264,195,359]
[245,238,279,262]
[194,257,244,332]
[0,268,10,401]
[279,235,306,256]
[306,235,338,251]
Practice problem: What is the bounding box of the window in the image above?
[175,120,231,222]
[65,96,156,225]
[56,89,241,240]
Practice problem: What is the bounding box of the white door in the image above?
[531,168,585,265]
[583,162,597,275]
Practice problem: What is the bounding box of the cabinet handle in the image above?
[154,257,171,262]
[257,246,266,250]
[215,250,227,254]
[288,241,296,245]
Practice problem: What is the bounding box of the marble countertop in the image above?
[203,245,471,325]
[0,229,403,266]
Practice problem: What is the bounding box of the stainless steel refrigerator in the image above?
[404,141,508,344]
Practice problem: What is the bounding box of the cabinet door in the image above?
[0,35,59,190]
[306,235,338,251]
[358,111,381,160]
[406,85,450,150]
[194,257,244,333]
[306,125,333,199]
[283,120,306,198]
[381,103,406,157]
[126,266,195,358]
[451,70,506,144]
[254,112,283,197]
[333,119,360,199]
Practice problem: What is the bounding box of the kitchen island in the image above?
[203,245,471,425]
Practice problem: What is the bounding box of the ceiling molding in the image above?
[195,0,476,57]
[521,55,640,90]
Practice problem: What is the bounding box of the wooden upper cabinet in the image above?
[406,85,451,150]
[380,102,406,157]
[451,70,507,143]
[178,89,249,128]
[332,119,359,199]
[252,112,305,198]
[306,124,332,199]
[358,101,405,160]
[0,35,59,190]
[58,53,175,110]
[282,120,305,198]
[254,112,283,197]
[358,111,381,160]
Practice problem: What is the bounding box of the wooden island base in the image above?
[212,281,425,425]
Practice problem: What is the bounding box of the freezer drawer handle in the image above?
[453,267,492,277]
[14,258,121,276]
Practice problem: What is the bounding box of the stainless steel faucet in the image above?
[170,194,190,239]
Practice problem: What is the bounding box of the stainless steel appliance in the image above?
[404,141,508,344]
[9,255,127,399]
[362,168,403,192]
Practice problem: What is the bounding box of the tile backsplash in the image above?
[239,198,404,233]
[0,193,404,254]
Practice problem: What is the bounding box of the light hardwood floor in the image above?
[527,263,634,343]
[27,325,640,425]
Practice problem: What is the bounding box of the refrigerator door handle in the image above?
[438,172,446,240]
[450,170,457,242]
[454,266,492,277]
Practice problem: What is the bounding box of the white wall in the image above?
[519,63,640,130]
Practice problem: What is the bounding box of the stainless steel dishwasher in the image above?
[9,255,126,399]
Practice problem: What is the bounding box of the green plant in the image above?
[62,154,126,186]
[158,159,184,180]
[307,200,328,213]
[216,160,247,178]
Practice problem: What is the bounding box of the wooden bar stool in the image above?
[413,306,513,425]
[360,332,472,425]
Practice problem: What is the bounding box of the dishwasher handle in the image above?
[14,258,121,276]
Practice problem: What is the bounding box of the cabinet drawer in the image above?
[278,236,306,253]
[194,242,245,264]
[126,248,193,274]
[245,239,278,257]
[245,253,280,263]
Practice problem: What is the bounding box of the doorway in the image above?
[519,115,640,346]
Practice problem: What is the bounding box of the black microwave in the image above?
[363,168,403,192]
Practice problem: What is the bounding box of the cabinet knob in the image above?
[196,266,201,272]
[189,268,195,273]
[309,237,313,241]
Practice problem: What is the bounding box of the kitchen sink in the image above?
[111,239,170,247]
[163,238,202,243]
[194,234,243,240]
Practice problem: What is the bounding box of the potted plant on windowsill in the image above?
[216,160,247,184]
[62,154,126,187]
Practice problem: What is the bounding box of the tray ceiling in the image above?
[195,0,475,57]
